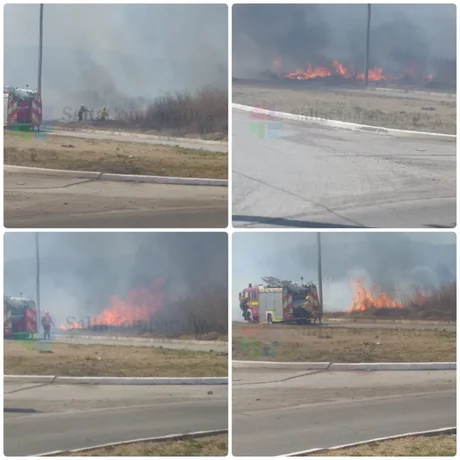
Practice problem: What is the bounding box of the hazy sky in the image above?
[232,232,456,320]
[4,4,228,109]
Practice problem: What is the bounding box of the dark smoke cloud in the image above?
[233,4,456,79]
[4,233,228,325]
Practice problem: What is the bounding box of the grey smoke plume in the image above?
[4,4,228,112]
[232,232,455,319]
[4,232,228,326]
[233,4,456,80]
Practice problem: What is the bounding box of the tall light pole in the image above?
[35,233,41,331]
[38,4,43,94]
[317,233,323,319]
[364,4,371,87]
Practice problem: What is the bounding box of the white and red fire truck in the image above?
[4,295,38,339]
[239,277,321,325]
[4,86,42,131]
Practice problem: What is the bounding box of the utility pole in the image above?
[364,4,371,87]
[38,4,43,94]
[35,233,41,332]
[317,233,323,319]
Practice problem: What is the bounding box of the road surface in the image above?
[232,109,456,228]
[232,368,456,456]
[4,172,227,228]
[4,382,228,456]
[52,333,228,353]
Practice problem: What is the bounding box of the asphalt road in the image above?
[232,368,456,456]
[52,333,228,353]
[232,109,456,228]
[4,382,228,456]
[4,172,227,228]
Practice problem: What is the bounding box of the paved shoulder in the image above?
[232,109,456,228]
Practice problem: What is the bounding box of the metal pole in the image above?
[317,233,323,320]
[35,233,41,333]
[364,4,371,87]
[38,4,43,94]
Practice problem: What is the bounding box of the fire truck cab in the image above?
[4,295,38,339]
[4,86,42,131]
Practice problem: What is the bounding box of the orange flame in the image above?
[349,279,402,312]
[273,57,430,82]
[60,279,165,331]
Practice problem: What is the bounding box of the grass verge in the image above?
[232,323,456,362]
[4,341,228,377]
[4,131,227,179]
[233,83,456,134]
[308,434,456,456]
[61,434,228,457]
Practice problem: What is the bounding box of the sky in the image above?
[4,4,228,111]
[232,232,456,320]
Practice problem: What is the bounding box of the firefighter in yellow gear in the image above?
[99,107,108,121]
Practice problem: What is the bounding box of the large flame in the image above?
[274,57,432,82]
[60,278,165,330]
[349,279,402,312]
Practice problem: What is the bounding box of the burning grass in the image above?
[4,341,228,377]
[62,434,228,457]
[4,130,227,179]
[348,281,456,322]
[232,322,456,363]
[308,434,456,457]
[232,82,456,134]
[57,88,228,140]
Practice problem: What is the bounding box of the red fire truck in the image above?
[239,277,321,325]
[4,296,38,339]
[4,86,42,131]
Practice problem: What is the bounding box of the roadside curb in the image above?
[4,375,228,385]
[36,428,228,456]
[4,165,228,187]
[281,427,456,456]
[49,127,228,146]
[232,360,456,371]
[232,103,456,140]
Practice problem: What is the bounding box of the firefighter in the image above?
[98,107,108,121]
[77,104,89,122]
[41,311,54,340]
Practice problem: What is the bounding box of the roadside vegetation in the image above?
[308,434,456,456]
[58,87,228,140]
[63,434,228,457]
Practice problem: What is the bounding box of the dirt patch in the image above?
[4,341,228,377]
[62,434,228,456]
[233,83,456,134]
[4,132,227,179]
[232,323,456,362]
[309,434,456,456]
